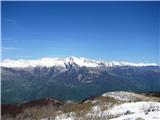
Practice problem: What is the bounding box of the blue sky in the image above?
[1,1,159,63]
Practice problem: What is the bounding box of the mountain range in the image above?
[0,56,158,68]
[1,57,160,104]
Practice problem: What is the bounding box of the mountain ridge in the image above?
[0,56,158,68]
[2,91,160,120]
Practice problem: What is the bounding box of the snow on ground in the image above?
[87,105,103,117]
[42,101,160,120]
[87,101,160,120]
[107,102,160,120]
[102,91,149,101]
[41,112,76,120]
[54,112,76,120]
[110,111,160,120]
[107,102,160,115]
[102,91,133,101]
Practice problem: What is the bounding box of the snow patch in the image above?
[86,101,160,120]
[107,102,160,115]
[55,112,76,120]
[110,111,160,120]
[102,91,139,101]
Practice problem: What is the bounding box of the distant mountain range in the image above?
[1,57,160,104]
[0,56,158,68]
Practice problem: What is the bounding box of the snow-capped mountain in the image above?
[0,56,158,68]
[1,56,160,104]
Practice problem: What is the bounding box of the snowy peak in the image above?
[0,56,158,68]
[0,56,100,68]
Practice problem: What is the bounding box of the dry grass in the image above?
[2,105,58,120]
[61,102,93,117]
[2,94,159,120]
[135,117,145,120]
